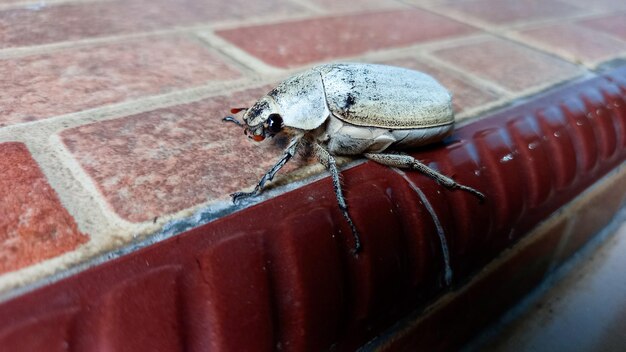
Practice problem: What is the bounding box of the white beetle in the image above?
[224,63,484,253]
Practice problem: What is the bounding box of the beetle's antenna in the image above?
[222,116,244,127]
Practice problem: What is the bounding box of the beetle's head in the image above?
[237,96,284,142]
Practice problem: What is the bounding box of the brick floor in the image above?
[0,0,306,48]
[432,37,583,93]
[516,22,626,65]
[217,9,476,68]
[1,0,626,348]
[579,14,626,41]
[0,36,241,127]
[441,0,584,26]
[60,86,302,222]
[380,57,502,113]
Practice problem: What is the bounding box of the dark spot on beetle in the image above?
[345,93,356,109]
[342,93,358,118]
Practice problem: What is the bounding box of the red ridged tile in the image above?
[473,127,525,243]
[74,266,183,352]
[507,116,554,208]
[438,140,494,273]
[0,142,87,273]
[601,84,626,152]
[536,106,578,190]
[217,9,476,68]
[193,233,274,351]
[561,97,600,173]
[1,66,626,351]
[374,218,570,352]
[0,308,78,352]
[267,205,345,351]
[582,89,619,160]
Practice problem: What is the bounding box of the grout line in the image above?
[194,30,285,76]
[0,28,195,60]
[411,2,609,32]
[499,25,626,70]
[0,76,271,141]
[0,0,110,11]
[404,1,626,67]
[283,0,326,14]
[0,10,319,59]
[417,51,514,98]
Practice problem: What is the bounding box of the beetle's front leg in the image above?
[231,136,302,204]
[364,152,485,202]
[313,143,362,254]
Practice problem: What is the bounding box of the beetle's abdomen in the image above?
[325,115,453,156]
[315,63,454,129]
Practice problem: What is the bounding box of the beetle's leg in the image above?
[231,135,302,204]
[313,143,362,254]
[364,152,485,202]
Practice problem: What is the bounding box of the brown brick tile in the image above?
[0,142,87,274]
[432,37,582,93]
[517,23,626,65]
[60,86,306,222]
[0,36,241,127]
[443,0,584,26]
[381,57,501,113]
[216,9,477,68]
[579,14,626,41]
[0,0,305,48]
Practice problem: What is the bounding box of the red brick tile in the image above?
[517,23,626,65]
[0,142,87,274]
[0,0,305,48]
[432,37,582,92]
[217,9,477,68]
[443,0,584,25]
[0,36,240,127]
[61,86,307,222]
[381,57,501,113]
[579,14,626,41]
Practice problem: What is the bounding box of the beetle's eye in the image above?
[267,114,283,134]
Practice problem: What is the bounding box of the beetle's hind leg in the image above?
[364,152,485,202]
[313,143,362,254]
[231,135,302,204]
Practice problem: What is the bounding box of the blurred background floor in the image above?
[467,216,626,352]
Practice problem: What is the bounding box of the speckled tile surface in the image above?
[0,142,86,274]
[0,36,241,126]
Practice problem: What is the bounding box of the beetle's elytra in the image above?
[223,63,485,254]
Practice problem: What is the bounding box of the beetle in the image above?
[223,63,484,254]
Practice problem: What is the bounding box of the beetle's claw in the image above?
[456,185,486,203]
[351,241,362,256]
[222,116,244,127]
[231,191,256,205]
